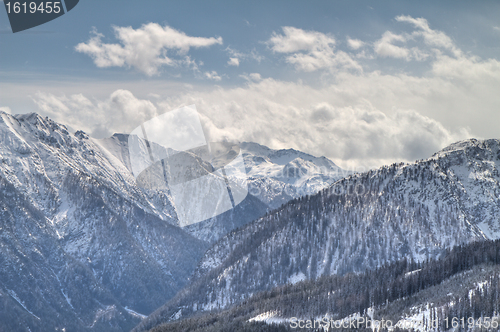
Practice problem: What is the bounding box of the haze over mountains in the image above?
[0,111,343,332]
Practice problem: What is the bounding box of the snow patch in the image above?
[7,289,40,320]
[125,306,147,320]
[248,311,287,325]
[288,272,306,285]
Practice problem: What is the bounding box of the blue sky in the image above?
[1,0,500,168]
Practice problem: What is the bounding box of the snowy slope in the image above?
[0,111,343,330]
[181,142,348,244]
[134,138,500,329]
[0,111,208,331]
[137,241,500,332]
[95,136,346,243]
[239,142,348,209]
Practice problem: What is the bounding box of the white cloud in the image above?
[26,16,500,169]
[31,63,497,169]
[347,37,365,50]
[204,71,222,81]
[154,77,471,169]
[239,73,262,82]
[0,106,11,114]
[374,31,410,59]
[225,47,263,67]
[249,73,262,81]
[32,90,158,137]
[227,57,240,66]
[432,55,500,82]
[396,15,462,57]
[75,24,223,76]
[269,26,336,53]
[374,15,461,61]
[268,27,361,72]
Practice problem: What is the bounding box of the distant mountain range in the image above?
[0,111,343,332]
[183,141,347,244]
[135,138,500,331]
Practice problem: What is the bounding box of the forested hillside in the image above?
[145,240,500,332]
[136,138,500,331]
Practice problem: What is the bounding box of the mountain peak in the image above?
[431,138,500,159]
[240,141,339,169]
[111,133,130,142]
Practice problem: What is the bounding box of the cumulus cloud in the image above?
[75,24,223,76]
[31,70,487,169]
[249,73,262,81]
[370,14,500,99]
[374,31,410,59]
[374,15,461,61]
[396,15,461,57]
[28,16,500,169]
[32,90,158,137]
[227,57,240,66]
[269,26,336,53]
[268,27,361,72]
[432,55,500,81]
[204,71,222,81]
[153,77,471,169]
[239,73,262,82]
[225,47,263,67]
[347,37,365,50]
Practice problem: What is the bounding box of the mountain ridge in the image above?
[0,110,344,331]
[134,137,500,331]
[0,111,207,331]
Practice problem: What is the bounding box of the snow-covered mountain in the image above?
[183,142,348,243]
[0,111,343,331]
[134,138,500,331]
[96,134,347,244]
[237,142,347,209]
[0,111,208,331]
